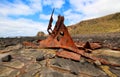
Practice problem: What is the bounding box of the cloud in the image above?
[69,0,95,11]
[69,0,120,20]
[0,0,120,37]
[83,0,120,19]
[29,0,42,12]
[43,0,65,9]
[63,9,84,25]
[0,0,42,16]
[0,17,47,37]
[39,14,57,21]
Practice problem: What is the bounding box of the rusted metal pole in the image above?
[47,9,55,34]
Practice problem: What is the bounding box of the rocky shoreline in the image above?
[0,32,120,50]
[0,33,120,77]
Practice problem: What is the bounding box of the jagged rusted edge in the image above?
[23,11,120,67]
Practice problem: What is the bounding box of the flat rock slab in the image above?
[0,45,120,77]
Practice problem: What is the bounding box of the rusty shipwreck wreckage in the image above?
[23,9,120,67]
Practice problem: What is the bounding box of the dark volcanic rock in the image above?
[0,33,120,77]
[0,36,46,50]
[50,57,106,76]
[36,55,45,61]
[1,55,12,62]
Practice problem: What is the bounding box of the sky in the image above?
[0,0,120,37]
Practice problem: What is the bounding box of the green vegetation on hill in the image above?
[68,12,120,35]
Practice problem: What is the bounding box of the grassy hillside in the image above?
[68,12,120,35]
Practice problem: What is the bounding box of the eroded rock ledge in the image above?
[0,45,120,77]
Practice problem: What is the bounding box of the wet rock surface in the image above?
[0,35,120,77]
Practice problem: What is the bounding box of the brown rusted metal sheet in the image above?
[38,15,77,49]
[75,41,102,50]
[23,9,120,67]
[56,49,80,61]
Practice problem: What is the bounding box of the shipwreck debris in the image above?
[23,9,120,67]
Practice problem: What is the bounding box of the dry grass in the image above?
[68,12,120,35]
